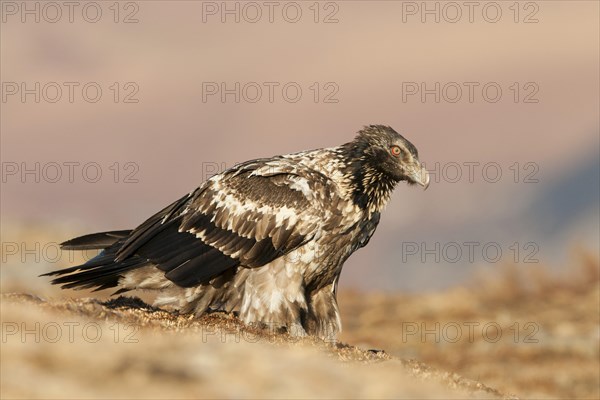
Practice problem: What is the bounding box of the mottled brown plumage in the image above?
[43,125,429,340]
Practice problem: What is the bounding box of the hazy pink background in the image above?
[1,1,598,293]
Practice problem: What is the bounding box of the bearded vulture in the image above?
[43,125,429,340]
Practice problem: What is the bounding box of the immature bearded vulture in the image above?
[43,125,429,339]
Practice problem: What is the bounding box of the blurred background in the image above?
[1,1,598,290]
[1,1,598,399]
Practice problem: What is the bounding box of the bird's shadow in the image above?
[100,295,236,317]
[101,295,161,312]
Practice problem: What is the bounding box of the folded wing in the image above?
[45,158,339,290]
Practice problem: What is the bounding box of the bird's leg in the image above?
[304,283,341,342]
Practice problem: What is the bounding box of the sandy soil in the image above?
[1,248,597,399]
[2,294,507,400]
[338,255,600,399]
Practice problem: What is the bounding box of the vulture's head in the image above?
[348,125,430,190]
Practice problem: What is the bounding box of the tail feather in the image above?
[60,230,132,250]
[41,229,148,292]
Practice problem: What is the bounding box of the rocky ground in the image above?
[338,253,600,399]
[2,293,509,399]
[1,245,598,399]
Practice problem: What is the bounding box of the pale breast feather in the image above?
[111,158,341,288]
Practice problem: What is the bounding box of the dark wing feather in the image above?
[44,157,342,291]
[111,158,336,287]
[60,230,132,250]
[115,193,192,261]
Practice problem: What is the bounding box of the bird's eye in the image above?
[390,146,402,157]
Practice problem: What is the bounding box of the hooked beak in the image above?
[409,164,430,190]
